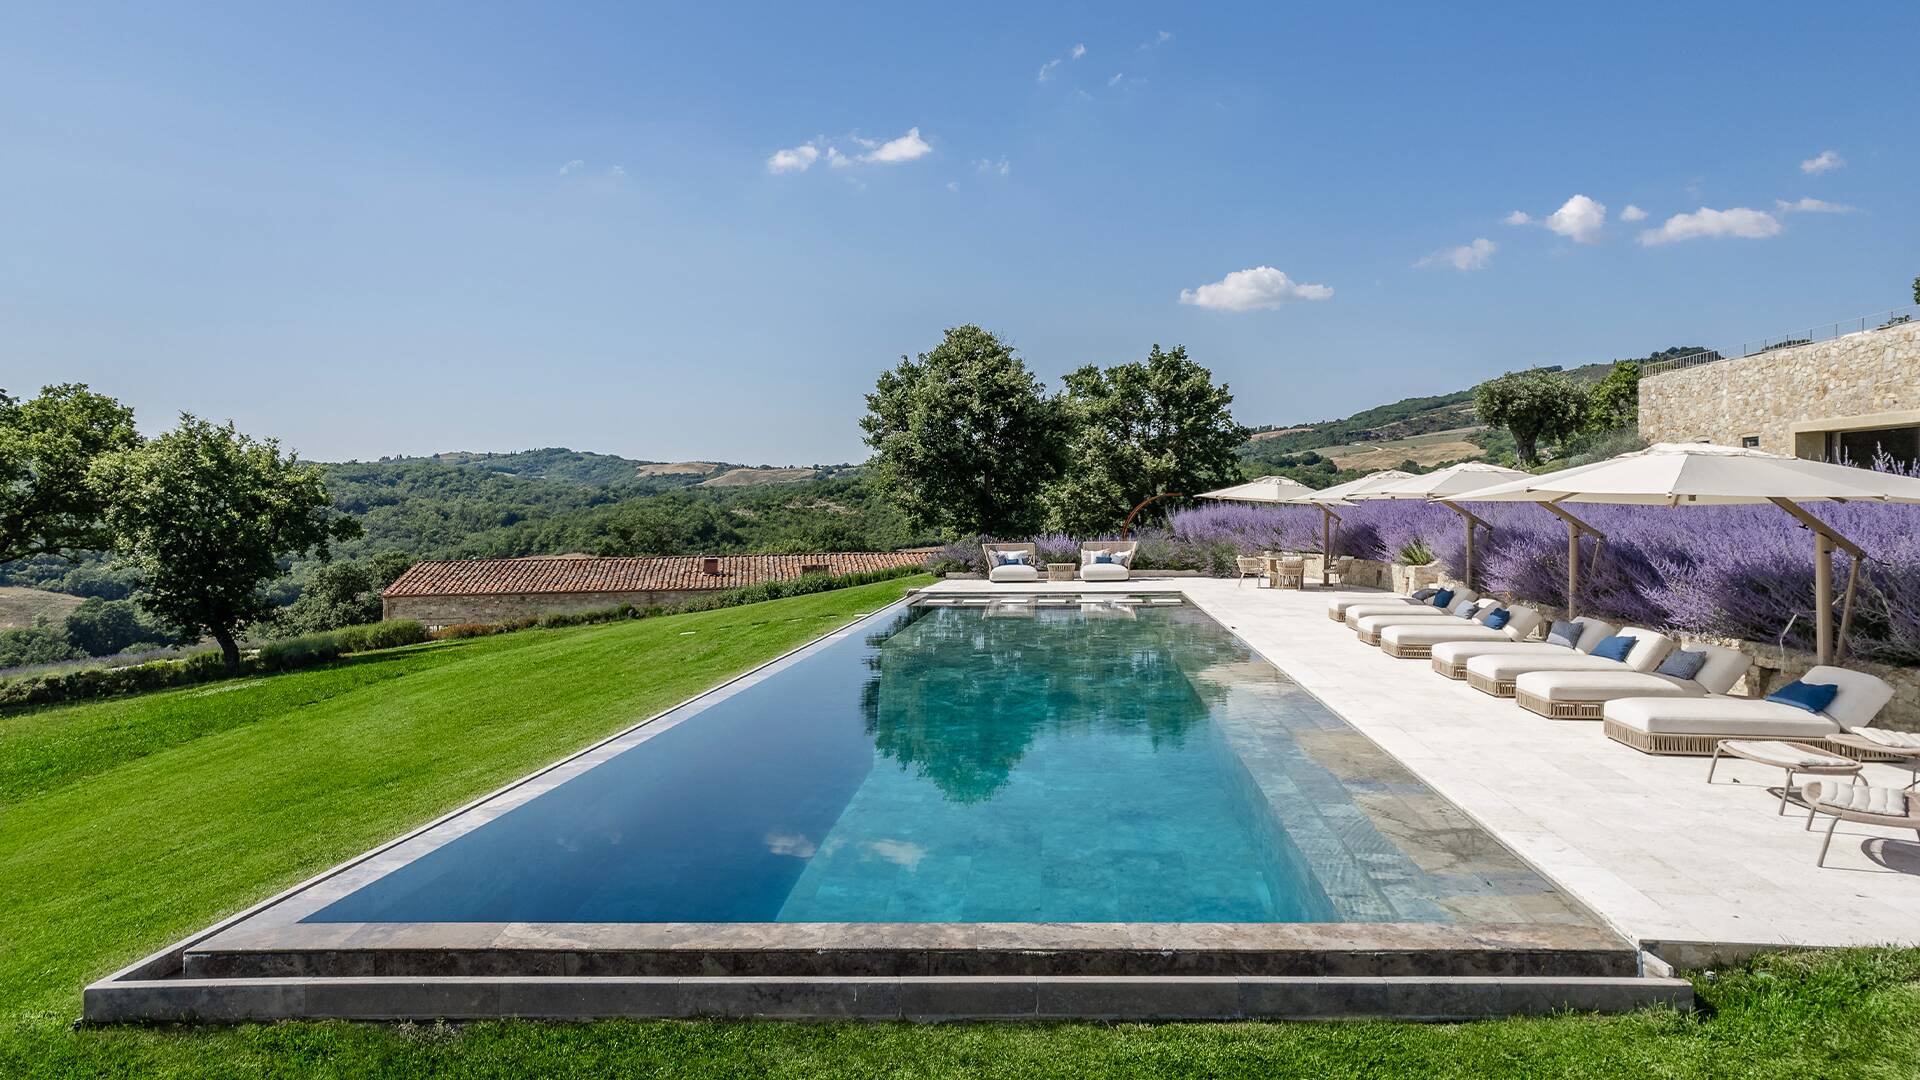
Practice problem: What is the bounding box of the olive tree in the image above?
[1473,368,1589,466]
[860,325,1066,537]
[91,415,361,668]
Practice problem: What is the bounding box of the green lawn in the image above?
[3,572,1918,1078]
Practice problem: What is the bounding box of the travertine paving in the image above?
[926,577,1920,955]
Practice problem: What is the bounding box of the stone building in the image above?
[1638,320,1920,466]
[381,552,927,628]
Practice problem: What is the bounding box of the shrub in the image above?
[335,619,428,652]
[1396,540,1436,566]
[0,625,86,669]
[431,622,507,640]
[255,632,345,672]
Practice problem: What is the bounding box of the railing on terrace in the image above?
[1641,304,1919,377]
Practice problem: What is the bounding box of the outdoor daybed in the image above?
[1342,588,1480,629]
[1078,541,1136,582]
[1326,584,1461,622]
[983,543,1040,583]
[1463,626,1673,698]
[1377,604,1545,660]
[1430,618,1620,680]
[1603,666,1897,757]
[1353,598,1498,647]
[1514,643,1753,720]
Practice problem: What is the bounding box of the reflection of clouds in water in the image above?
[864,838,927,871]
[764,831,817,858]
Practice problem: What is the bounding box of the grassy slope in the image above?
[1,571,1917,1077]
[0,585,83,630]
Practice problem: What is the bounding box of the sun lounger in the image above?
[1798,779,1920,867]
[1514,644,1751,720]
[1353,597,1496,646]
[1343,588,1480,629]
[1603,665,1896,756]
[1377,605,1544,659]
[983,543,1040,583]
[1430,619,1620,679]
[1707,740,1862,815]
[1326,585,1460,622]
[1464,626,1672,698]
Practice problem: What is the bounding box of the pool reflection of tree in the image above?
[859,606,1249,803]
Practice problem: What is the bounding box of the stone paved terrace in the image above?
[923,577,1920,963]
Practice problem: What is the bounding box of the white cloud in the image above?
[607,165,625,179]
[946,180,959,192]
[1071,43,1086,59]
[973,156,1011,176]
[1108,72,1123,87]
[1416,237,1497,271]
[1037,58,1061,82]
[1543,194,1607,243]
[766,143,820,174]
[826,146,850,169]
[1775,197,1856,214]
[1073,88,1093,101]
[859,127,932,164]
[1503,210,1531,226]
[1178,266,1333,311]
[1619,204,1647,222]
[557,159,585,176]
[1800,149,1845,175]
[1139,29,1173,50]
[1638,206,1783,246]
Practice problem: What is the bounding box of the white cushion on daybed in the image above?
[1602,697,1841,739]
[1352,599,1497,636]
[1465,627,1671,682]
[1516,669,1707,703]
[1431,618,1618,668]
[1383,604,1543,647]
[987,563,1039,582]
[1799,665,1897,730]
[1345,590,1481,629]
[1327,593,1415,620]
[1078,561,1129,582]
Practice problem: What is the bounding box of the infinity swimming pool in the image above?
[296,596,1568,927]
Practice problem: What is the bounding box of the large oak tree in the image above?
[0,383,140,563]
[91,415,361,668]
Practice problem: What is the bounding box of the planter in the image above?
[1390,563,1445,595]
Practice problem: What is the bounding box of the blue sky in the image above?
[5,3,1916,465]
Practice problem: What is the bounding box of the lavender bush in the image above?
[938,484,1920,665]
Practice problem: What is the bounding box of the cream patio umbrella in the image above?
[1459,442,1920,664]
[1344,462,1529,589]
[1288,469,1414,585]
[1193,475,1318,503]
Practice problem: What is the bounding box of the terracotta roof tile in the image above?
[382,552,926,598]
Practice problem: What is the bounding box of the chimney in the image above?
[702,557,721,576]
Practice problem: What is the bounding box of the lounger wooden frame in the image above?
[1604,721,1906,759]
[1465,670,1517,697]
[1516,688,1604,720]
[1381,639,1436,659]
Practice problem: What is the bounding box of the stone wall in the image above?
[1638,321,1920,456]
[384,590,702,628]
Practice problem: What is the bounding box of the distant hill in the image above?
[1238,348,1703,483]
[370,448,853,491]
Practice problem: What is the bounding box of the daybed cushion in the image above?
[1380,622,1513,648]
[1327,593,1418,619]
[1353,599,1497,636]
[1767,680,1840,715]
[1078,561,1130,582]
[987,563,1039,582]
[1602,696,1842,739]
[1432,641,1579,666]
[1797,665,1897,731]
[1345,592,1480,628]
[1465,629,1667,681]
[1514,669,1708,704]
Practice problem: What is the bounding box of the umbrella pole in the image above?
[1540,503,1605,620]
[1440,501,1492,591]
[1768,498,1867,666]
[1319,506,1342,586]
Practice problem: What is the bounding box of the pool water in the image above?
[307,600,1401,924]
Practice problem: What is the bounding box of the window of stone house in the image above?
[1825,425,1920,470]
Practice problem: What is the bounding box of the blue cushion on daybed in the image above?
[1484,608,1511,630]
[1545,619,1583,648]
[1590,635,1635,663]
[1767,680,1840,714]
[1430,588,1455,609]
[1655,648,1708,681]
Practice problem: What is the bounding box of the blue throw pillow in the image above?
[1590,635,1636,663]
[1484,608,1511,630]
[1767,680,1840,714]
[1411,587,1438,601]
[1546,619,1582,648]
[1451,600,1478,618]
[1093,551,1113,564]
[1655,648,1708,682]
[995,551,1027,567]
[1430,588,1455,609]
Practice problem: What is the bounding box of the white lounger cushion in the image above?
[1078,562,1129,582]
[1327,593,1416,619]
[1430,619,1619,668]
[1343,590,1479,628]
[987,563,1039,582]
[1352,599,1497,636]
[1465,626,1672,681]
[1603,696,1841,738]
[1799,665,1896,730]
[1382,606,1542,647]
[1515,669,1707,703]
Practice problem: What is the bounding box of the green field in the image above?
[2,573,1917,1078]
[0,585,83,630]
